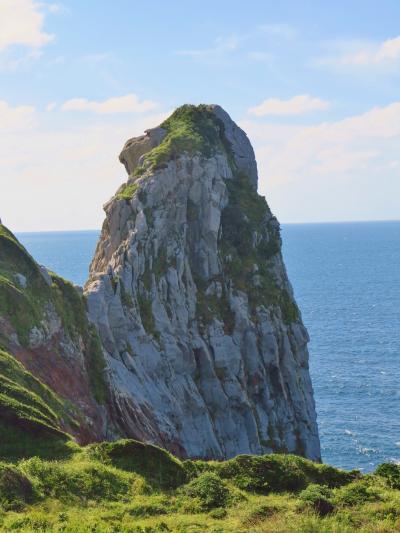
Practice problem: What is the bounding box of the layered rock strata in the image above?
[85,104,320,460]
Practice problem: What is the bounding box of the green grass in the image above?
[112,104,230,201]
[86,440,186,490]
[0,347,78,461]
[116,181,139,201]
[0,348,72,434]
[0,225,108,405]
[139,104,228,172]
[0,437,400,532]
[0,225,51,345]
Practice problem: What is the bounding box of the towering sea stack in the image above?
[86,105,320,460]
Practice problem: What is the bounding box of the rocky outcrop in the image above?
[85,104,320,460]
[0,225,108,444]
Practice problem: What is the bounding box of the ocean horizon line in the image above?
[12,218,400,235]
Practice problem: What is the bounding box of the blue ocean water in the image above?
[17,221,400,472]
[17,230,100,288]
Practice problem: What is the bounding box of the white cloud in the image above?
[249,94,330,117]
[0,103,169,231]
[46,102,57,111]
[317,36,400,69]
[341,36,400,66]
[0,100,36,129]
[61,94,158,114]
[241,102,400,222]
[0,0,54,51]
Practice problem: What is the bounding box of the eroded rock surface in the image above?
[85,104,320,460]
[0,225,108,443]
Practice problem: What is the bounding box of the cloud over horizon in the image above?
[242,102,400,222]
[0,99,37,129]
[0,101,168,231]
[61,94,158,114]
[248,94,330,117]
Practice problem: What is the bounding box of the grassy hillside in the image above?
[0,437,399,532]
[0,347,78,461]
[0,224,106,403]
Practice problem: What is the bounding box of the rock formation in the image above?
[85,104,320,460]
[0,225,107,444]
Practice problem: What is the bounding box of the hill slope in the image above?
[0,224,107,444]
[1,437,400,532]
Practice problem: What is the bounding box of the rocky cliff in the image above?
[85,104,320,460]
[0,225,107,446]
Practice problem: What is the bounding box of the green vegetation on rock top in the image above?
[144,104,228,171]
[115,104,231,201]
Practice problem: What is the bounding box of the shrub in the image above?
[128,496,170,517]
[0,420,75,462]
[311,462,360,488]
[19,457,134,502]
[215,453,357,494]
[218,454,307,493]
[375,463,400,489]
[86,439,187,489]
[141,104,226,171]
[0,463,36,510]
[117,181,139,200]
[209,507,227,519]
[299,483,334,516]
[183,472,229,510]
[242,503,279,525]
[334,480,381,507]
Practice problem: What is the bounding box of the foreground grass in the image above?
[0,439,400,532]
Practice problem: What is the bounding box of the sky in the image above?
[1,0,400,231]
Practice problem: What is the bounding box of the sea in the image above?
[16,221,400,472]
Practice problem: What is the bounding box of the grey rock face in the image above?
[85,105,320,460]
[119,127,167,175]
[210,105,258,188]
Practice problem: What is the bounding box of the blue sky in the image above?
[1,0,400,231]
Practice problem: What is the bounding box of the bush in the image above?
[242,503,279,525]
[0,463,36,510]
[375,463,400,489]
[299,484,334,516]
[19,457,135,502]
[218,454,307,493]
[215,453,357,494]
[209,507,227,519]
[334,480,381,507]
[183,472,229,510]
[142,104,226,171]
[128,496,170,517]
[86,439,186,489]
